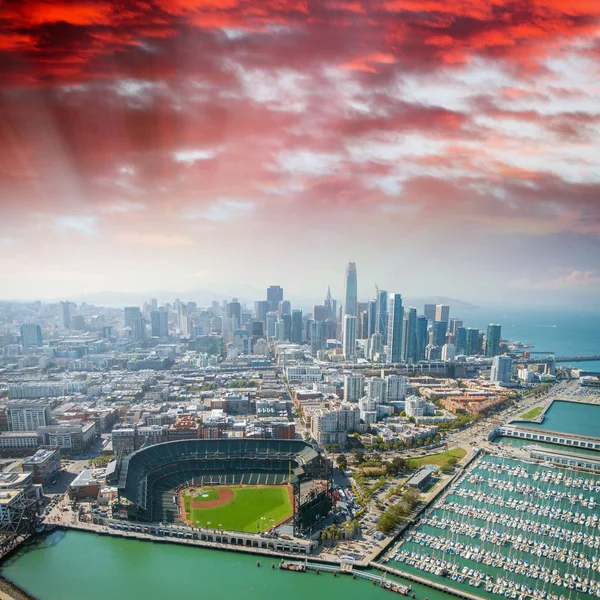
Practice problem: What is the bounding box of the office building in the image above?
[431,320,448,348]
[59,301,72,329]
[441,343,456,361]
[278,300,291,317]
[7,402,50,432]
[376,289,388,344]
[455,326,467,355]
[151,298,158,311]
[310,321,328,354]
[435,304,450,323]
[22,447,61,484]
[369,332,383,360]
[490,356,513,384]
[367,299,377,338]
[312,305,329,322]
[20,324,42,349]
[485,324,502,358]
[401,307,417,363]
[386,293,404,363]
[416,315,428,361]
[342,314,357,360]
[343,262,358,317]
[424,304,436,322]
[124,306,145,342]
[151,309,169,337]
[344,373,364,402]
[465,327,480,356]
[254,300,269,324]
[267,286,283,312]
[266,311,278,341]
[448,318,463,336]
[291,310,303,344]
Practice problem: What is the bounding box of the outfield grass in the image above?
[183,485,293,532]
[408,447,467,469]
[519,406,543,419]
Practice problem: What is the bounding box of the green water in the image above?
[1,530,451,600]
[515,401,600,438]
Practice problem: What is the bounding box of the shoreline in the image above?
[0,577,36,600]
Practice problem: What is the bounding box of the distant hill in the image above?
[405,296,482,311]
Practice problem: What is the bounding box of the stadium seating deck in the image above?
[117,439,322,522]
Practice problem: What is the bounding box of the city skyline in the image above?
[1,2,600,305]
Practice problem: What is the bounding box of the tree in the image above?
[354,451,365,465]
[336,454,348,471]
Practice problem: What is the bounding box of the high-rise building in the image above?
[455,326,467,355]
[435,304,450,323]
[376,289,388,344]
[365,376,386,401]
[358,309,369,339]
[342,314,357,360]
[124,306,142,328]
[343,262,358,317]
[312,305,329,322]
[266,286,283,312]
[490,356,512,384]
[59,301,72,329]
[280,314,292,341]
[485,324,502,358]
[386,374,407,401]
[401,307,417,363]
[266,311,278,341]
[254,300,269,324]
[441,343,456,361]
[416,315,428,361]
[278,300,291,317]
[448,318,463,337]
[151,309,169,337]
[151,298,158,311]
[367,299,377,338]
[386,293,404,363]
[431,320,448,347]
[310,321,328,354]
[20,324,42,349]
[291,310,303,344]
[368,332,383,360]
[424,304,436,322]
[344,373,364,402]
[227,299,241,329]
[465,327,480,356]
[7,402,50,432]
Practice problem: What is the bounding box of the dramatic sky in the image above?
[1,0,599,306]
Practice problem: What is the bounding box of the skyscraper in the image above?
[254,300,269,324]
[376,289,388,344]
[342,314,357,360]
[124,306,142,328]
[227,299,241,328]
[281,314,292,341]
[455,326,467,355]
[490,356,512,383]
[485,324,502,358]
[311,321,328,354]
[266,286,283,312]
[344,373,364,402]
[424,304,436,322]
[278,300,291,317]
[448,318,463,337]
[343,262,358,317]
[59,301,71,329]
[435,304,450,323]
[367,299,377,338]
[151,309,169,337]
[431,320,448,347]
[20,324,42,348]
[386,293,404,363]
[291,310,303,344]
[465,327,480,356]
[416,315,428,361]
[369,332,383,360]
[266,311,278,341]
[401,307,417,363]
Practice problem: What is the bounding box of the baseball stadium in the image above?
[115,439,332,535]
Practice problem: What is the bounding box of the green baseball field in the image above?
[180,485,293,532]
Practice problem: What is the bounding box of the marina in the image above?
[383,454,600,600]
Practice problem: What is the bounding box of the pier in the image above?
[495,424,600,450]
[280,559,411,594]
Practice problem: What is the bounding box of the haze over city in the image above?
[1,1,600,305]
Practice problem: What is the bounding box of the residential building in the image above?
[151,309,169,337]
[342,314,357,360]
[7,402,50,432]
[344,373,364,402]
[376,289,388,344]
[20,324,42,349]
[490,356,513,384]
[386,293,404,363]
[485,324,502,358]
[435,304,450,323]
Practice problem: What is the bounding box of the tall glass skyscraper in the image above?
[386,293,404,363]
[416,315,428,360]
[376,289,388,344]
[343,262,358,317]
[401,307,417,363]
[485,323,502,357]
